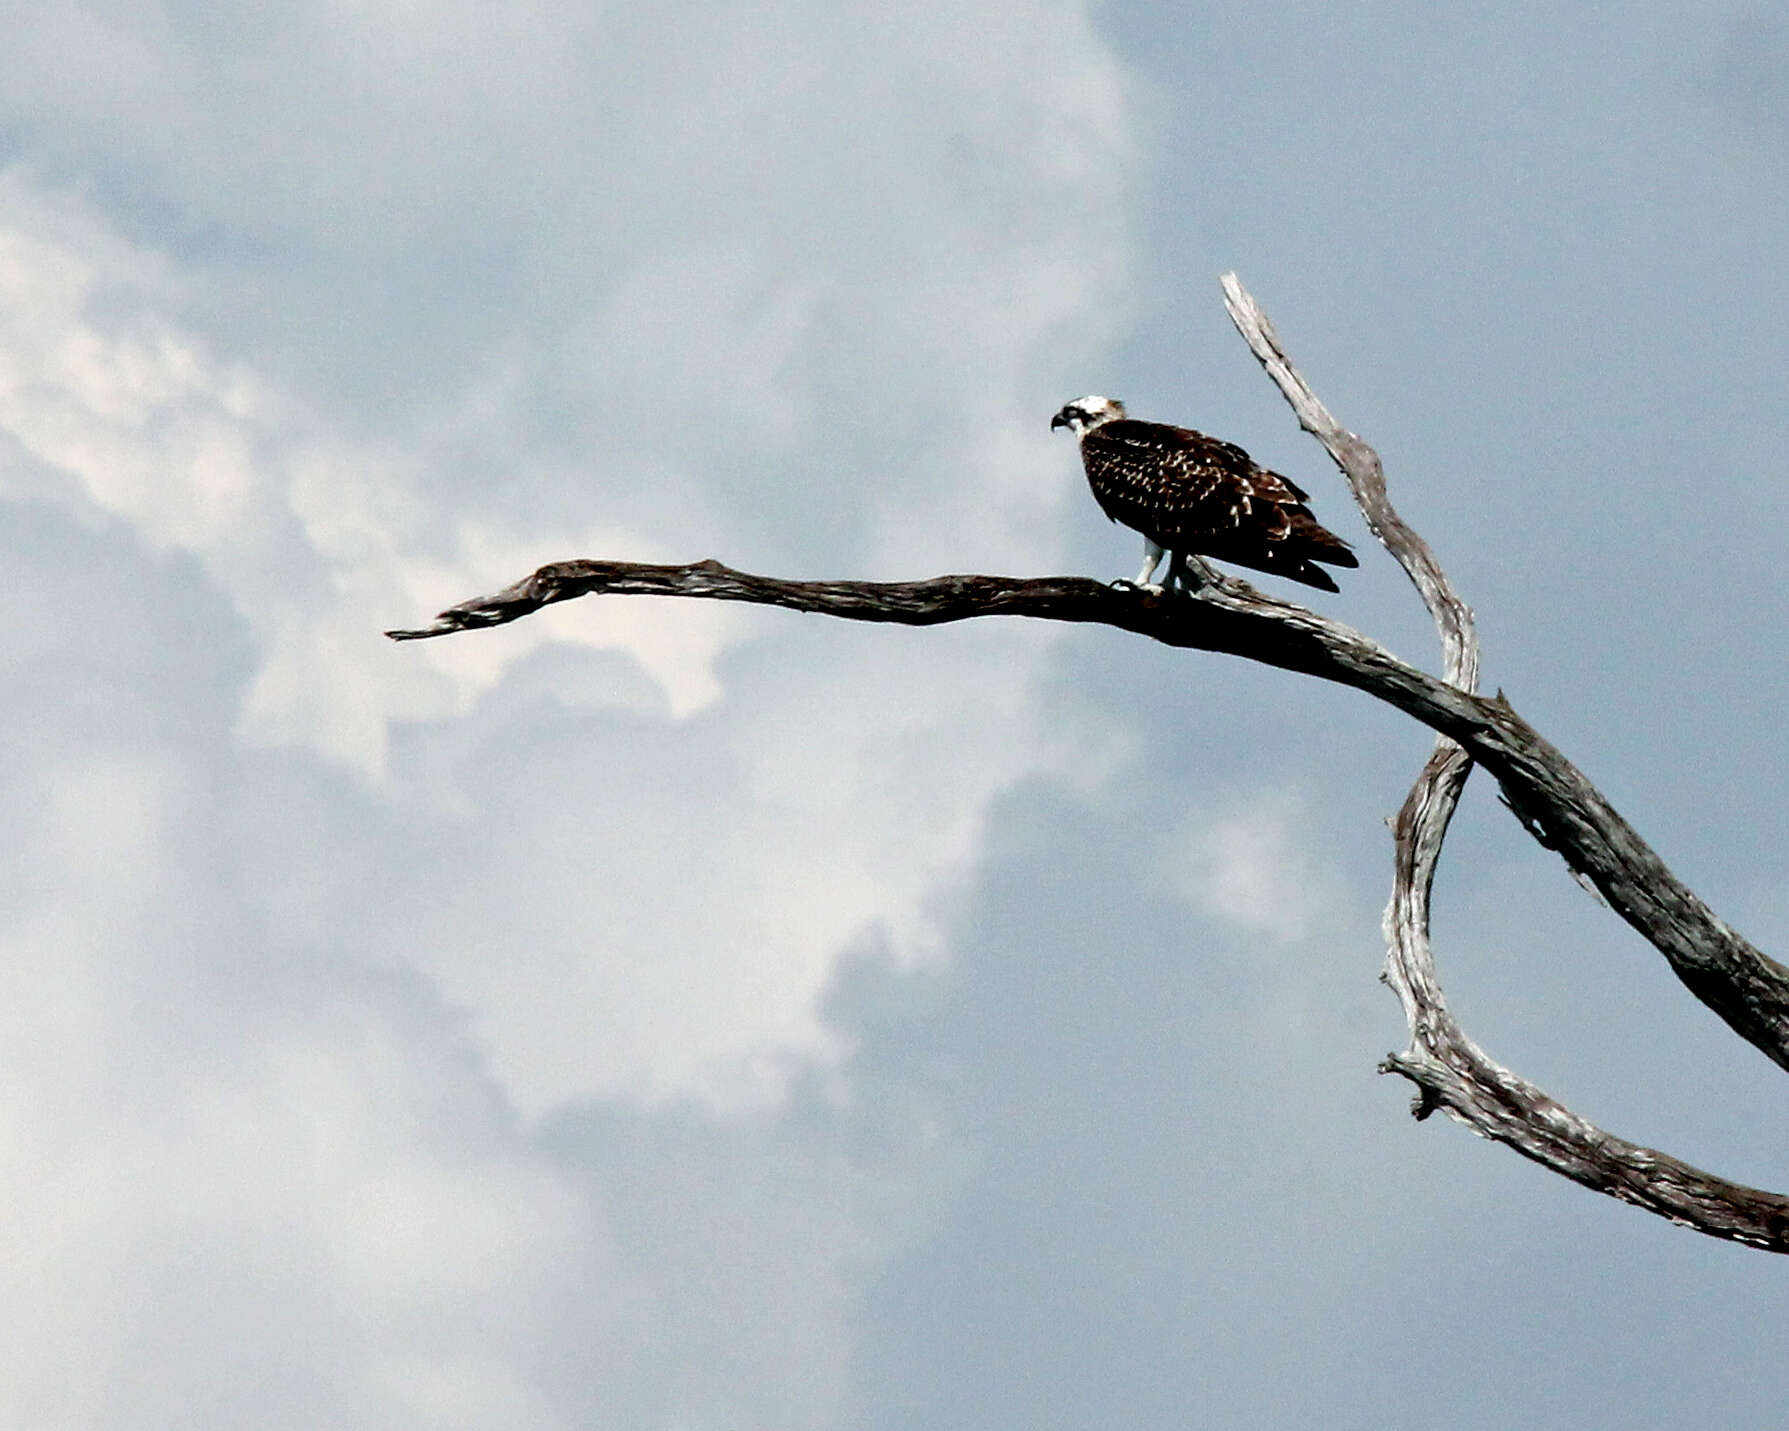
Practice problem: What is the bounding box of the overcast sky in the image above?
[3,2,1788,1426]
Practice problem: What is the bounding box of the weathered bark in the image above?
[1217,276,1789,1250]
[388,277,1789,1251]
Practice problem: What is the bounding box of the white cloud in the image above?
[0,2,1130,1416]
[1160,789,1347,943]
[0,0,1134,1116]
[0,0,1138,1418]
[0,729,599,1427]
[0,181,764,773]
[0,518,908,1426]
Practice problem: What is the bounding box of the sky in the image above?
[2,1,1787,1426]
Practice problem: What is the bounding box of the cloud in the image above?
[1159,788,1347,943]
[12,5,1789,1426]
[0,0,1139,1115]
[0,0,1145,1419]
[0,511,603,1427]
[0,497,964,1428]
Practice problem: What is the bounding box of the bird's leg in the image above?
[1130,539,1166,591]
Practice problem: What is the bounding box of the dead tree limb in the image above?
[1220,275,1789,1248]
[388,279,1789,1251]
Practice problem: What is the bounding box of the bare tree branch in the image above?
[1221,273,1789,1249]
[1219,272,1477,686]
[386,281,1789,1250]
[385,564,1789,1072]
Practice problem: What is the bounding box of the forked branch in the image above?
[1220,274,1789,1248]
[388,278,1789,1250]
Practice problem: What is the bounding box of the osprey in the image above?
[1052,396,1358,593]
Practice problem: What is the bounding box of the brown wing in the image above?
[1081,419,1357,589]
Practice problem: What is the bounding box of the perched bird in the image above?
[1051,396,1358,593]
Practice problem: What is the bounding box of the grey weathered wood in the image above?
[388,279,1789,1251]
[1220,273,1789,1249]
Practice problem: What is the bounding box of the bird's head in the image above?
[1050,395,1126,436]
